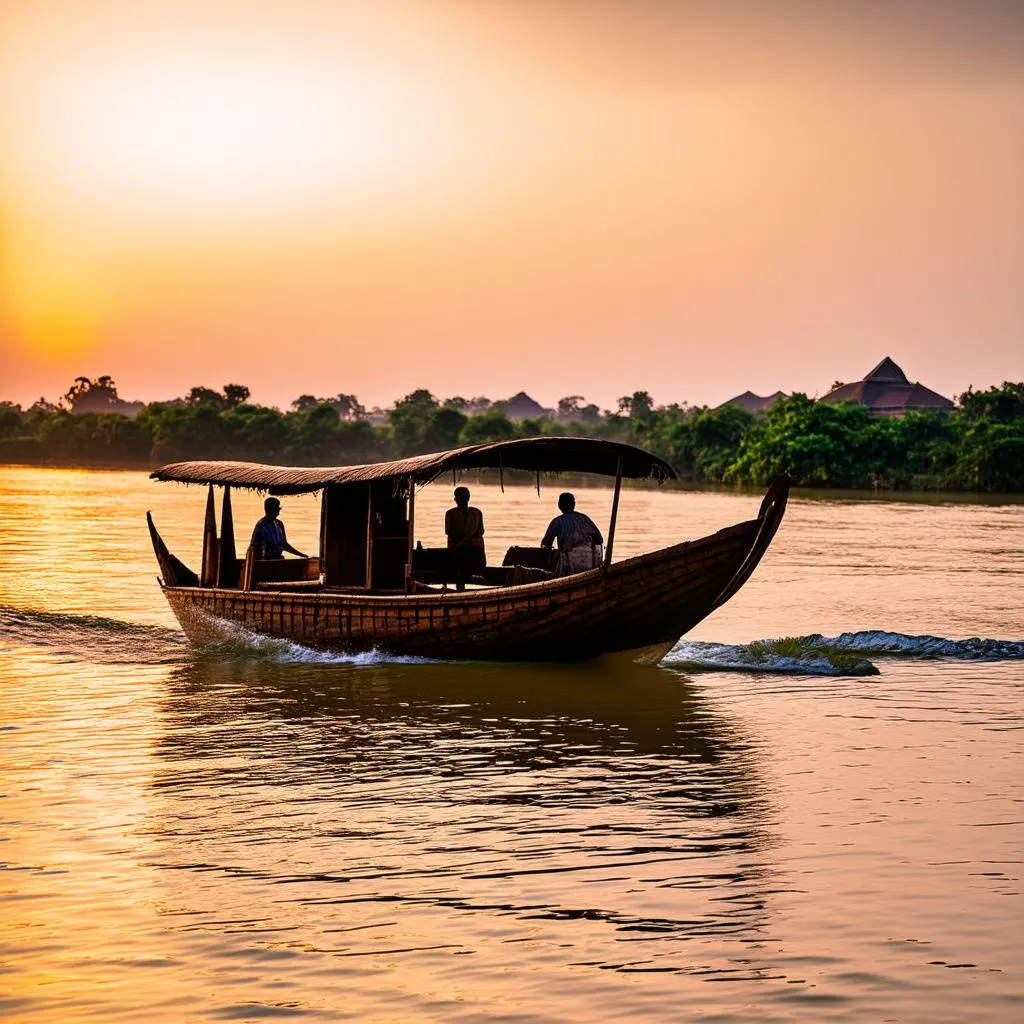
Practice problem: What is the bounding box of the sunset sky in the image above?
[2,0,1022,411]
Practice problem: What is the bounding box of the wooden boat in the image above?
[148,437,789,664]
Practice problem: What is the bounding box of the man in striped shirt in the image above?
[540,492,604,576]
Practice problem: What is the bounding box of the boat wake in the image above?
[665,630,1024,677]
[3,606,1020,675]
[809,630,1024,660]
[0,605,436,667]
[0,605,188,664]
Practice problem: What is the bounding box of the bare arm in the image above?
[250,524,266,559]
[280,523,308,559]
[541,518,558,548]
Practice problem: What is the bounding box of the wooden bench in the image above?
[241,551,321,591]
[411,545,554,588]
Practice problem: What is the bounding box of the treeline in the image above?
[1,380,1022,492]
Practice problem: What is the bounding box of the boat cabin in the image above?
[148,437,676,594]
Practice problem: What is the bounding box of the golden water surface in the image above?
[1,467,1022,1023]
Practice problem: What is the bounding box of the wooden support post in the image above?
[604,455,623,574]
[405,478,416,593]
[201,483,219,587]
[364,482,374,590]
[218,485,237,588]
[318,488,329,583]
[241,545,255,591]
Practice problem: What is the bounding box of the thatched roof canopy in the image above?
[150,437,676,495]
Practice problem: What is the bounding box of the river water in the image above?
[1,466,1022,1023]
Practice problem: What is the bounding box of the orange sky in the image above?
[2,0,1022,410]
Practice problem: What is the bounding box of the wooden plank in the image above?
[405,479,415,593]
[201,484,219,588]
[218,485,238,588]
[365,482,374,591]
[603,454,623,573]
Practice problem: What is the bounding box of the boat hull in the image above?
[158,477,789,664]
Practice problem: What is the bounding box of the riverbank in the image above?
[3,382,1023,491]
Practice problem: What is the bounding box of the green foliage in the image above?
[388,389,439,453]
[459,408,517,445]
[423,407,468,450]
[958,382,1024,422]
[3,377,1022,492]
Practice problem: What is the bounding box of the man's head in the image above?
[264,497,281,519]
[454,486,470,507]
[558,492,576,513]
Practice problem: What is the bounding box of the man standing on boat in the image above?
[541,492,604,576]
[445,486,486,590]
[250,497,308,560]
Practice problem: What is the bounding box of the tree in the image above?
[186,386,226,408]
[335,393,366,421]
[222,383,250,409]
[63,376,93,409]
[423,406,468,450]
[389,389,439,453]
[557,395,585,419]
[291,394,322,412]
[459,407,516,444]
[0,402,23,440]
[62,375,121,412]
[617,391,653,421]
[955,383,1024,490]
[958,382,1024,422]
[725,394,872,486]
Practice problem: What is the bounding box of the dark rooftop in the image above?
[819,357,955,417]
[716,390,787,413]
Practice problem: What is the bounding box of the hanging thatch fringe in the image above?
[150,437,675,495]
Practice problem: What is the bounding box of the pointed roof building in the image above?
[819,357,955,417]
[499,391,552,421]
[716,390,787,413]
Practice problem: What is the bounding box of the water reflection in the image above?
[144,660,780,977]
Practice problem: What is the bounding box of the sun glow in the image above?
[6,42,445,227]
[1,22,453,359]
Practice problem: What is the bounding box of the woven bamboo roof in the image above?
[150,437,676,494]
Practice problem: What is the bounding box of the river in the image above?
[1,466,1022,1022]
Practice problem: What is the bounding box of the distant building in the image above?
[819,357,955,417]
[499,391,552,421]
[716,390,787,414]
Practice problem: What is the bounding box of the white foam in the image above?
[818,630,1024,659]
[663,640,878,677]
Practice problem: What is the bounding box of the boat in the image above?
[147,437,789,664]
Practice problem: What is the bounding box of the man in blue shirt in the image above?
[540,492,604,576]
[250,497,308,560]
